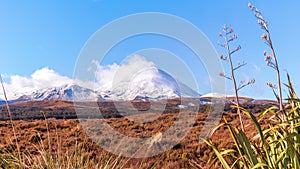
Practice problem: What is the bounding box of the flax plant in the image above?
[205,3,300,168]
[248,3,284,111]
[218,25,255,131]
[206,73,300,169]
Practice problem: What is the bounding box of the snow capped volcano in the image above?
[99,67,199,101]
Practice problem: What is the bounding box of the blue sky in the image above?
[0,0,300,100]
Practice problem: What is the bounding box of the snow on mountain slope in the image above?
[16,84,101,102]
[200,93,253,100]
[200,92,254,104]
[99,67,199,101]
[200,93,226,98]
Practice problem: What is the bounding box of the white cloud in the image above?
[30,67,72,89]
[1,67,73,99]
[93,54,156,91]
[93,62,119,91]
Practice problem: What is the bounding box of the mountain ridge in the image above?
[1,68,201,104]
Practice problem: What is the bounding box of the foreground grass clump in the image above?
[206,74,300,168]
[0,121,128,169]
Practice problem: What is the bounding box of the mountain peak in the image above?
[101,68,199,101]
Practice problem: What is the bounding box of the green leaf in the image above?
[259,106,278,120]
[272,88,280,104]
[274,149,288,166]
[203,139,232,169]
[241,108,266,145]
[251,162,269,169]
[236,129,259,166]
[224,118,248,166]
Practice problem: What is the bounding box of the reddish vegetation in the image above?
[12,100,75,109]
[0,100,272,168]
